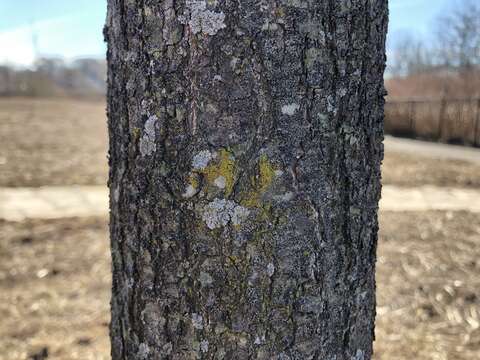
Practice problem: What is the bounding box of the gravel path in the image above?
[1,185,479,221]
[384,136,480,165]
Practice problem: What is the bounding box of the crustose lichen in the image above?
[192,149,213,170]
[202,198,250,229]
[139,115,158,157]
[179,0,226,36]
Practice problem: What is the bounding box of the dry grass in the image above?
[0,218,110,360]
[0,212,479,359]
[376,211,480,360]
[0,98,107,187]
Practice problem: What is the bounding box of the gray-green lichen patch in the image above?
[180,1,226,36]
[182,184,197,198]
[327,95,337,114]
[192,150,214,170]
[231,205,250,226]
[191,313,204,329]
[202,198,250,229]
[200,340,209,353]
[162,343,173,355]
[199,271,213,287]
[266,263,275,277]
[338,88,348,97]
[305,48,322,68]
[254,335,265,345]
[139,115,158,157]
[281,103,300,116]
[261,20,279,31]
[137,343,150,359]
[353,350,365,360]
[273,191,294,202]
[214,175,226,189]
[282,0,309,8]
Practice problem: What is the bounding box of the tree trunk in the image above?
[105,1,388,359]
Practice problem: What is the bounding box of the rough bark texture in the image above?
[105,1,388,359]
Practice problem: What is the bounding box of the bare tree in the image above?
[389,32,433,77]
[436,0,480,71]
[105,1,388,358]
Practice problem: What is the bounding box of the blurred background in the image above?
[0,0,479,359]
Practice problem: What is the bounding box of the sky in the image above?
[0,0,455,67]
[0,0,107,66]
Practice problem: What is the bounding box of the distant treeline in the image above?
[0,58,106,98]
[388,0,480,79]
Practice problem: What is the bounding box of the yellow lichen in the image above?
[258,155,276,192]
[188,174,199,189]
[132,127,141,142]
[275,7,285,18]
[196,149,236,196]
[240,155,276,208]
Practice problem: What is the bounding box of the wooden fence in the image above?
[385,98,480,147]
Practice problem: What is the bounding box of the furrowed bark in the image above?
[105,0,388,359]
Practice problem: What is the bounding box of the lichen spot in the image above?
[254,335,265,345]
[338,88,348,97]
[353,350,365,360]
[327,95,337,114]
[241,155,276,208]
[180,1,226,36]
[139,115,158,157]
[196,149,235,196]
[199,271,213,287]
[192,313,204,329]
[281,103,300,116]
[214,176,226,189]
[261,20,279,31]
[137,343,151,359]
[192,150,213,170]
[200,340,209,353]
[162,343,173,355]
[267,263,275,277]
[182,184,197,198]
[258,155,276,192]
[231,205,250,226]
[274,191,294,202]
[202,198,250,229]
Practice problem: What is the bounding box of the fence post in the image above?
[438,98,447,142]
[409,101,415,138]
[475,98,480,147]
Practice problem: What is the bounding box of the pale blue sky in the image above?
[0,0,457,66]
[0,0,107,66]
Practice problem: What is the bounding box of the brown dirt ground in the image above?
[0,97,479,189]
[0,212,479,359]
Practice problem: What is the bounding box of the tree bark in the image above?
[105,1,388,359]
